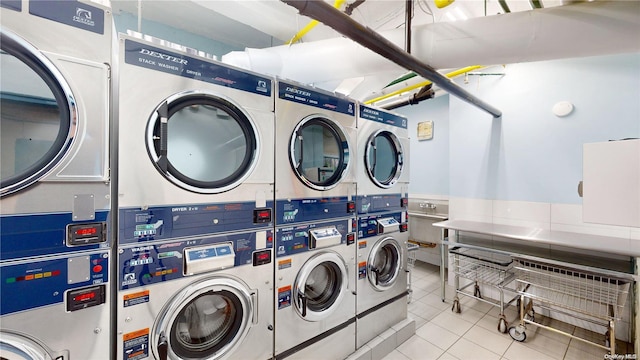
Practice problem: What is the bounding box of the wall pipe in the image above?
[286,0,346,45]
[281,0,502,118]
[405,0,412,54]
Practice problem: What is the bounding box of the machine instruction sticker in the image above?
[123,328,149,360]
[358,261,367,280]
[278,286,292,310]
[278,259,292,270]
[123,290,150,308]
[358,241,367,249]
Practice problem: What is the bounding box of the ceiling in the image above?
[111,0,569,50]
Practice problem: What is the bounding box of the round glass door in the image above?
[367,237,401,291]
[289,116,350,191]
[293,252,348,321]
[0,330,55,360]
[154,278,253,360]
[364,130,404,188]
[146,92,258,194]
[0,29,76,197]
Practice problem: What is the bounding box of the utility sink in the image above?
[407,199,449,220]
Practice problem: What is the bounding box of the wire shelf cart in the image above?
[406,242,420,303]
[509,255,632,353]
[450,246,518,333]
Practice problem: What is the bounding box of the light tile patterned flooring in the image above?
[384,261,635,360]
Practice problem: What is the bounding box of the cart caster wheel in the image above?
[474,283,482,299]
[509,326,526,342]
[451,299,461,314]
[497,317,508,334]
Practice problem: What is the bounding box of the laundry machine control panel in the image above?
[357,212,406,239]
[275,219,354,257]
[0,251,109,315]
[0,211,110,260]
[276,197,355,225]
[119,201,273,245]
[356,194,408,215]
[119,230,272,290]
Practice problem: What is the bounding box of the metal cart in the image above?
[509,255,632,354]
[450,245,518,333]
[406,241,420,303]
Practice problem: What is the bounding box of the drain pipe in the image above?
[280,0,502,118]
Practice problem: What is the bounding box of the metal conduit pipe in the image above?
[280,0,502,118]
[405,0,412,54]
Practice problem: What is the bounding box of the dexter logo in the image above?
[73,7,95,26]
[139,48,188,65]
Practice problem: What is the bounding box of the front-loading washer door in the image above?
[293,251,349,322]
[0,330,61,360]
[153,277,254,360]
[0,29,76,197]
[364,130,404,189]
[289,116,351,191]
[367,237,402,291]
[146,91,259,194]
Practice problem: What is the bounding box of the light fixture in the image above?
[435,0,455,9]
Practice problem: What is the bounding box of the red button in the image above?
[93,265,103,273]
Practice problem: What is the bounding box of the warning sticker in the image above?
[278,285,292,310]
[123,328,149,360]
[358,261,367,280]
[123,290,150,308]
[358,241,367,249]
[278,258,292,270]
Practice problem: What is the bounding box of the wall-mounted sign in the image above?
[417,121,433,140]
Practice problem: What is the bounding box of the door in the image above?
[367,237,402,290]
[294,251,349,321]
[146,91,259,194]
[0,330,60,360]
[364,130,404,189]
[290,116,351,191]
[153,277,255,360]
[0,30,76,196]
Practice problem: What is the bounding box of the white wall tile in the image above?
[493,200,550,223]
[449,197,493,221]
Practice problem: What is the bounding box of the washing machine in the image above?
[0,1,112,260]
[355,212,409,348]
[0,249,111,360]
[274,80,357,226]
[355,104,410,216]
[116,229,273,360]
[274,218,356,359]
[117,32,274,245]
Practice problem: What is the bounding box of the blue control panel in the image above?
[275,219,353,257]
[357,212,404,239]
[0,211,110,260]
[119,230,272,290]
[1,252,109,315]
[125,39,272,97]
[359,105,407,129]
[29,0,105,34]
[275,197,355,225]
[118,201,273,245]
[279,81,355,116]
[356,194,407,215]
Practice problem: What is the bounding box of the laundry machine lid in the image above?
[293,251,348,321]
[146,91,259,194]
[153,277,254,360]
[0,330,56,360]
[364,130,404,189]
[0,29,75,197]
[289,115,351,191]
[367,237,402,291]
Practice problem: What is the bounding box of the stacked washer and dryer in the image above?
[273,80,358,359]
[115,33,275,360]
[355,104,411,349]
[0,1,113,359]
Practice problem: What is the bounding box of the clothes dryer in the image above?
[0,249,111,360]
[274,80,357,226]
[274,218,356,359]
[356,104,410,216]
[116,229,273,360]
[355,212,409,348]
[0,0,112,260]
[117,32,274,244]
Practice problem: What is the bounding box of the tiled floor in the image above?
[384,261,635,360]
